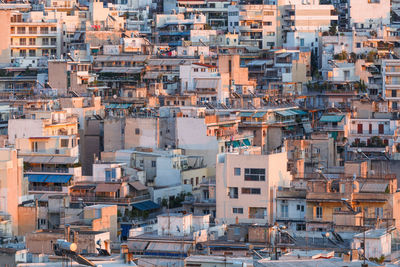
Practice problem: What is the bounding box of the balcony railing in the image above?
[70,194,150,204]
[29,184,64,192]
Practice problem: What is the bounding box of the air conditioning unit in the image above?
[55,149,60,154]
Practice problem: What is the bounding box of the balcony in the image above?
[29,184,68,193]
[70,194,151,205]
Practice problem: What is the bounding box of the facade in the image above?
[216,151,292,224]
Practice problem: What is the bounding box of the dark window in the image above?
[229,187,238,198]
[233,208,243,214]
[379,124,384,134]
[357,124,363,134]
[241,188,261,194]
[244,168,265,181]
[135,128,140,135]
[151,161,156,167]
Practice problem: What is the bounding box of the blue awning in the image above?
[291,109,308,115]
[320,115,345,123]
[252,111,267,118]
[27,174,47,183]
[242,139,251,146]
[239,112,254,117]
[45,174,72,184]
[132,200,160,211]
[275,110,297,117]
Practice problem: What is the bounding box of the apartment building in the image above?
[8,110,78,145]
[228,4,278,49]
[280,0,337,52]
[348,0,390,30]
[216,151,292,224]
[10,11,61,68]
[305,163,400,231]
[0,148,26,235]
[382,59,400,111]
[177,0,230,30]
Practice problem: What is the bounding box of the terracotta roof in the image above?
[193,63,216,68]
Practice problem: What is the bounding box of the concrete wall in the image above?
[103,118,124,152]
[124,117,159,149]
[0,10,11,66]
[48,61,68,96]
[8,119,44,145]
[0,149,25,235]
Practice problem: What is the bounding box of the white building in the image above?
[353,229,391,258]
[216,151,292,224]
[348,0,390,30]
[382,59,400,110]
[157,213,210,236]
[228,4,278,49]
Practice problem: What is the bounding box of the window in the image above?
[29,49,36,57]
[60,139,69,147]
[194,68,198,72]
[51,26,57,32]
[29,27,37,34]
[296,224,306,231]
[51,38,57,45]
[244,168,265,181]
[281,203,288,218]
[296,204,304,212]
[229,187,238,198]
[20,50,26,57]
[356,42,361,48]
[375,207,383,218]
[196,177,199,185]
[357,124,363,134]
[40,27,48,34]
[20,38,26,45]
[42,38,49,45]
[234,168,241,176]
[241,187,261,194]
[233,207,243,214]
[17,27,25,34]
[105,168,117,181]
[249,207,266,219]
[29,38,36,46]
[263,11,274,16]
[135,128,140,135]
[316,206,323,219]
[31,141,38,152]
[379,124,384,134]
[42,49,49,56]
[151,160,156,167]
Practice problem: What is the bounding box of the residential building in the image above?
[228,4,278,49]
[0,148,26,235]
[216,151,292,224]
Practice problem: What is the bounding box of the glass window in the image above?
[316,206,323,219]
[241,187,261,194]
[229,187,238,198]
[234,168,241,176]
[233,208,243,214]
[244,168,265,181]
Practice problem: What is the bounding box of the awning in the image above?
[277,52,291,58]
[247,60,273,66]
[242,139,251,146]
[232,140,240,148]
[275,110,297,117]
[49,156,78,164]
[27,174,47,183]
[45,174,72,183]
[70,184,96,190]
[320,115,345,123]
[100,67,143,74]
[95,183,121,193]
[360,183,388,193]
[132,200,160,211]
[239,112,254,117]
[195,79,219,89]
[23,156,52,164]
[105,104,133,109]
[129,181,147,191]
[291,109,308,115]
[252,111,267,118]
